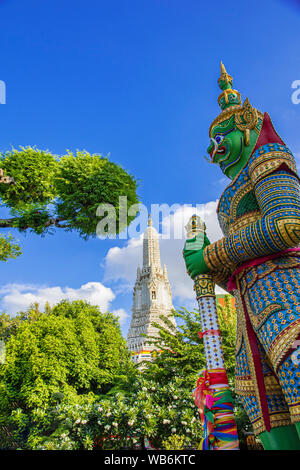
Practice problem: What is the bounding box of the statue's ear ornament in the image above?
[235,98,258,132]
[234,98,258,146]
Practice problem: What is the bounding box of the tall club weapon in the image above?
[185,214,239,450]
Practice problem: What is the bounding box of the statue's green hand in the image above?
[183,233,210,279]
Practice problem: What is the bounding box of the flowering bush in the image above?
[29,379,202,450]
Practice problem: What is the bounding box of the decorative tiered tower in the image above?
[127,215,175,364]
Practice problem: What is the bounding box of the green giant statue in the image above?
[184,63,300,450]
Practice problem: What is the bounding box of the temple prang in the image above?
[127,215,176,364]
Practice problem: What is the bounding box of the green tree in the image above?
[0,234,22,262]
[0,308,203,450]
[0,300,133,449]
[0,147,139,258]
[143,303,236,387]
[143,309,206,389]
[0,302,42,342]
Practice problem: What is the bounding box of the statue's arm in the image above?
[203,169,300,272]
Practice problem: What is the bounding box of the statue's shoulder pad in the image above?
[248,143,298,185]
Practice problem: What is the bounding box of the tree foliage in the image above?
[142,310,206,390]
[0,147,58,209]
[142,300,237,389]
[0,147,139,259]
[0,300,133,449]
[0,234,22,262]
[0,304,202,450]
[54,150,139,238]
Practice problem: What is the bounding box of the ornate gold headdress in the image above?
[209,62,263,143]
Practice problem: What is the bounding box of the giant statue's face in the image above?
[207,115,245,176]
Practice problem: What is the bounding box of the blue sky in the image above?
[0,0,300,335]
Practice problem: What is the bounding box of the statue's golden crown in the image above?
[209,62,263,137]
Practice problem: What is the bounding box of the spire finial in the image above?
[218,61,233,91]
[148,213,152,227]
[214,62,241,112]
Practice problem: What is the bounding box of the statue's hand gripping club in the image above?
[183,217,210,279]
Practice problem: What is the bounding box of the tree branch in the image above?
[0,217,68,230]
[0,218,18,228]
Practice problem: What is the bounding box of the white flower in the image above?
[104,425,111,430]
[106,412,111,417]
[181,421,187,425]
[186,429,191,433]
[171,428,176,433]
[97,407,103,412]
[112,422,118,427]
[191,417,196,423]
[163,419,170,424]
[142,387,147,391]
[128,420,134,426]
[75,419,80,425]
[82,420,87,425]
[174,395,178,400]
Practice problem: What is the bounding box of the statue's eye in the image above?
[215,135,224,144]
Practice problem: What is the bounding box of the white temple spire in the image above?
[143,214,161,270]
[127,216,176,364]
[163,264,168,279]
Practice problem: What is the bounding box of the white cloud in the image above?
[111,308,129,324]
[0,282,128,324]
[104,236,143,287]
[103,201,227,304]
